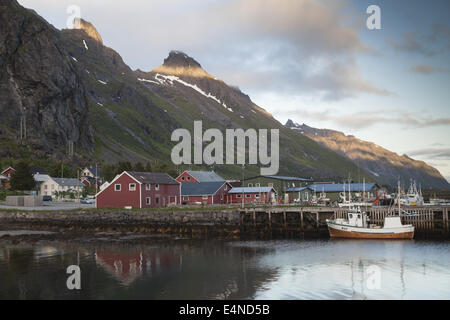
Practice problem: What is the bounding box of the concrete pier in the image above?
[0,206,449,239]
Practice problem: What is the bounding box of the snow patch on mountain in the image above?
[154,73,233,112]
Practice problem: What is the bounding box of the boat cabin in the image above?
[347,210,369,228]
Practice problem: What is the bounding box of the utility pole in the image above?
[241,164,245,209]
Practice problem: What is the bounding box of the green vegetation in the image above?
[9,162,35,191]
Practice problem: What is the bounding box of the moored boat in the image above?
[326,181,414,239]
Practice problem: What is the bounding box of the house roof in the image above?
[127,172,179,185]
[308,183,377,193]
[30,168,48,175]
[228,187,276,194]
[184,170,224,182]
[181,181,226,196]
[1,167,15,175]
[286,187,310,192]
[85,167,100,176]
[33,174,51,183]
[247,175,312,182]
[51,178,83,187]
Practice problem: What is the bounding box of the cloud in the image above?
[406,148,450,160]
[278,108,450,130]
[18,0,385,101]
[387,23,450,56]
[410,64,449,75]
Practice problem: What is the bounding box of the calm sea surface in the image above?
[0,233,449,300]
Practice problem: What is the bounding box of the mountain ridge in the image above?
[2,1,445,188]
[285,120,450,189]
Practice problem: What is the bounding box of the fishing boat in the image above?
[338,180,373,208]
[326,181,414,239]
[397,179,423,206]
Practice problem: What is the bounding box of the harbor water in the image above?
[0,234,449,300]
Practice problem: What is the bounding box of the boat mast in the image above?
[397,178,401,216]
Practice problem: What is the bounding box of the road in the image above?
[0,201,96,211]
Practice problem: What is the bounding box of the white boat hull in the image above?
[327,221,414,239]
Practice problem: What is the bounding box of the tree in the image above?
[49,162,76,178]
[116,161,132,174]
[145,161,153,172]
[102,164,116,182]
[133,162,144,172]
[10,162,36,191]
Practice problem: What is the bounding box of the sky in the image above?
[18,0,450,182]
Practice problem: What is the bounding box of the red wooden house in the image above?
[0,167,15,189]
[181,181,231,205]
[176,170,224,183]
[1,167,16,178]
[228,187,277,204]
[96,171,180,209]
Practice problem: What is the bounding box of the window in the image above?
[187,176,191,181]
[44,185,48,190]
[145,184,151,190]
[51,184,55,190]
[146,197,151,205]
[155,197,159,204]
[255,194,260,199]
[115,184,121,191]
[357,214,361,219]
[129,183,136,191]
[183,196,189,201]
[181,177,185,181]
[202,195,208,200]
[245,194,251,198]
[349,214,353,219]
[248,183,253,187]
[237,194,242,198]
[255,183,260,187]
[224,185,228,191]
[155,184,160,190]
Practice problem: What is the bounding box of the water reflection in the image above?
[0,238,449,300]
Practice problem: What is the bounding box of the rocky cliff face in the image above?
[0,0,94,156]
[0,1,391,182]
[286,120,450,189]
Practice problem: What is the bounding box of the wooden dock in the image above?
[239,206,450,238]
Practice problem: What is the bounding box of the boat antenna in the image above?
[397,177,401,217]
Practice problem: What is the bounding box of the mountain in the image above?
[0,0,93,159]
[0,0,372,181]
[285,120,450,189]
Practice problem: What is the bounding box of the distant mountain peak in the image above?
[164,50,202,69]
[74,18,103,44]
[152,50,213,78]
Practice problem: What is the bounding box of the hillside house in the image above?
[176,170,224,183]
[181,181,231,205]
[308,183,378,202]
[40,177,83,198]
[228,186,277,205]
[1,167,16,179]
[96,171,180,209]
[244,175,312,197]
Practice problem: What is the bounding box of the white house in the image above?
[41,177,83,198]
[82,167,100,179]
